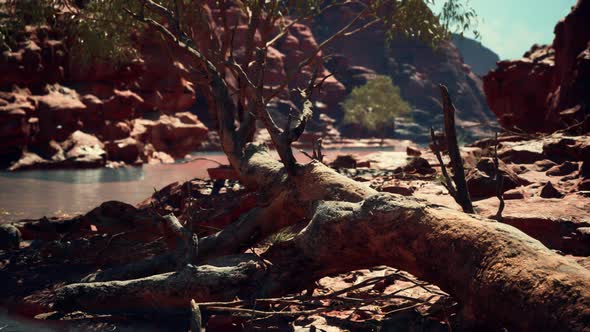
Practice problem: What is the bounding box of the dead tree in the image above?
[430,85,474,213]
[492,132,505,221]
[50,1,589,331]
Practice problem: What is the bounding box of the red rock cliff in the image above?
[483,0,590,133]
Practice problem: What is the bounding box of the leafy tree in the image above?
[342,75,411,143]
[0,0,479,170]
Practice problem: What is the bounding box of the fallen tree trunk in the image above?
[48,5,590,330]
[54,150,590,331]
[55,255,265,314]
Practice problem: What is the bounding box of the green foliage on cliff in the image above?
[342,75,411,136]
[0,1,479,64]
[0,0,142,66]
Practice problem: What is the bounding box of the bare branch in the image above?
[267,5,372,102]
[493,132,505,222]
[430,127,457,198]
[439,85,474,214]
[190,299,202,332]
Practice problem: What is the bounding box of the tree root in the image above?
[54,171,590,331]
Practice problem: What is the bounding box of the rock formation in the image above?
[451,34,500,77]
[315,7,497,140]
[484,0,590,133]
[0,2,500,169]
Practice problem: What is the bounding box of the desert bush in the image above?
[342,75,412,142]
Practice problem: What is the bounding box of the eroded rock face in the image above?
[132,112,208,158]
[36,85,87,142]
[451,34,500,77]
[0,88,33,162]
[9,130,107,170]
[484,0,590,133]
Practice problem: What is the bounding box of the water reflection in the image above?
[0,148,400,222]
[0,154,228,222]
[0,166,145,184]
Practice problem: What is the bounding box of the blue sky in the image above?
[430,0,577,59]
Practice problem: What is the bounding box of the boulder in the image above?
[0,224,21,250]
[406,146,422,157]
[542,136,590,163]
[546,161,579,176]
[36,85,87,141]
[465,157,531,200]
[466,169,515,200]
[403,157,435,175]
[483,0,590,133]
[7,152,49,171]
[0,96,31,158]
[475,195,590,255]
[80,94,103,131]
[380,183,415,196]
[330,155,358,169]
[133,113,208,158]
[10,130,107,170]
[105,137,143,164]
[534,159,558,172]
[61,131,107,168]
[498,140,546,164]
[102,90,143,121]
[503,188,525,200]
[99,121,132,141]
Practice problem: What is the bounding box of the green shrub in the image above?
[342,75,411,141]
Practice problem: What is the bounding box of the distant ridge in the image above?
[451,34,500,77]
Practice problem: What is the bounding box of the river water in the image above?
[0,155,225,222]
[0,148,406,222]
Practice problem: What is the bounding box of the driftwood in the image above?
[190,299,202,332]
[47,2,590,331]
[434,85,474,213]
[54,148,590,331]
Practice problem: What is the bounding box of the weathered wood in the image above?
[55,190,590,331]
[62,6,590,332]
[430,127,457,197]
[492,133,505,221]
[190,299,202,332]
[55,255,265,313]
[160,214,198,267]
[439,85,474,213]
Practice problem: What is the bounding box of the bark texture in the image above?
[54,147,590,331]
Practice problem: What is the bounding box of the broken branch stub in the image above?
[438,85,474,213]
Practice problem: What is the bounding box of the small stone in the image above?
[406,146,422,157]
[539,181,564,199]
[381,184,414,196]
[503,188,525,200]
[403,157,435,175]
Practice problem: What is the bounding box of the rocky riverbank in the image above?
[1,131,588,331]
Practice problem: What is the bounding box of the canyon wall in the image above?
[483,0,590,133]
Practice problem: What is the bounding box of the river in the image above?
[0,148,407,222]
